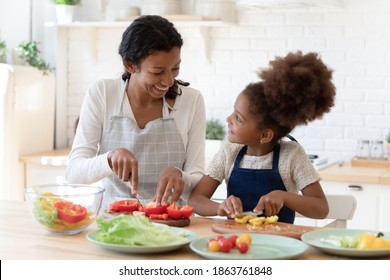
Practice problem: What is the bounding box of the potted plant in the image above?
[13,41,53,75]
[0,39,7,63]
[385,131,390,159]
[51,0,81,23]
[205,119,226,159]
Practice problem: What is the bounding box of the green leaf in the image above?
[94,215,189,246]
[16,41,53,75]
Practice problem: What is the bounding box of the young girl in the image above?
[188,51,336,223]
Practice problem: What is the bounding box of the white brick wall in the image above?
[61,0,390,161]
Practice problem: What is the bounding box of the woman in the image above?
[65,15,206,208]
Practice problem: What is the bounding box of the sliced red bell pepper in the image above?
[143,201,168,216]
[148,213,169,221]
[53,200,87,224]
[167,203,194,220]
[108,199,140,213]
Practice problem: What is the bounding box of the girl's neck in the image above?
[246,143,275,157]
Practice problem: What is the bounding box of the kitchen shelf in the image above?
[44,15,230,28]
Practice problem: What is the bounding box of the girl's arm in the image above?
[188,175,222,216]
[254,181,329,219]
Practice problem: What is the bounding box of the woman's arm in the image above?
[65,80,113,184]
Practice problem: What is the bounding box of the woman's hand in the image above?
[107,148,138,194]
[154,167,185,205]
[254,190,284,217]
[217,195,243,218]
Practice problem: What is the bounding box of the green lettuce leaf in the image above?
[33,198,57,227]
[94,215,188,246]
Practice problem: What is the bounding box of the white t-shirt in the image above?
[65,75,206,202]
[206,140,321,194]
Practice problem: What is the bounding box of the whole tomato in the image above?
[237,242,249,254]
[218,237,232,253]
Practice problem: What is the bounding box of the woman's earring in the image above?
[260,139,264,144]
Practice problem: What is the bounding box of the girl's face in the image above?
[226,92,262,145]
[129,47,181,99]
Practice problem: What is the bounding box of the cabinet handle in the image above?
[346,185,363,191]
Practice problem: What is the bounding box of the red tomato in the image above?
[167,202,194,220]
[218,238,232,253]
[143,201,168,216]
[227,235,238,248]
[108,200,140,213]
[54,200,87,224]
[237,242,249,254]
[148,213,169,220]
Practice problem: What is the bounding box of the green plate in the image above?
[87,227,197,254]
[190,233,308,260]
[301,228,390,257]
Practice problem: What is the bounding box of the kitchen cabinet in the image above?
[321,181,382,230]
[19,148,70,188]
[318,162,390,231]
[380,170,390,231]
[0,64,55,201]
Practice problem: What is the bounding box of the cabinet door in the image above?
[25,163,67,187]
[322,181,381,230]
[380,186,390,232]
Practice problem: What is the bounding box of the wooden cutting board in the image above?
[211,219,318,239]
[102,210,190,227]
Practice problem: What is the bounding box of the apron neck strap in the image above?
[233,144,281,170]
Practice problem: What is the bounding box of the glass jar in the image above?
[356,139,370,159]
[370,140,384,159]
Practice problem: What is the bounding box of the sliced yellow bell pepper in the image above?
[248,217,265,226]
[357,232,390,250]
[234,214,252,224]
[264,215,279,224]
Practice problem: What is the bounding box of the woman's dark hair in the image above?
[119,15,186,99]
[244,51,336,142]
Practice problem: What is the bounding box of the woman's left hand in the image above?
[154,167,185,205]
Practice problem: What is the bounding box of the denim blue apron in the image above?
[227,144,295,223]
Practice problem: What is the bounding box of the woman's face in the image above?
[226,92,262,145]
[130,47,181,99]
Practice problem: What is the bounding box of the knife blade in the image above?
[126,182,143,208]
[236,210,264,217]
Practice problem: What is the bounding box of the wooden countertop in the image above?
[19,147,71,166]
[318,162,390,185]
[1,200,383,260]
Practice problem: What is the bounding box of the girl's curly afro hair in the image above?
[244,51,336,140]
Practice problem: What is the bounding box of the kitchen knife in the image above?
[126,182,143,208]
[236,210,264,217]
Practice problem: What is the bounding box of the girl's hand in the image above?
[107,148,138,194]
[255,190,284,217]
[154,167,185,205]
[217,195,243,218]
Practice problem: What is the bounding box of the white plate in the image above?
[301,229,390,257]
[190,234,308,260]
[87,227,197,254]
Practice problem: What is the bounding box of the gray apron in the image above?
[99,84,186,208]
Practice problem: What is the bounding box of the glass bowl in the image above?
[25,184,105,235]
